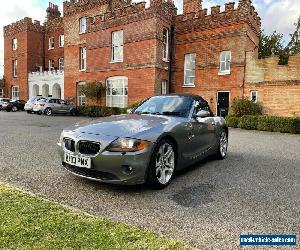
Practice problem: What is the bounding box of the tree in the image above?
[80,80,107,105]
[258,30,289,65]
[288,16,300,55]
[258,30,284,58]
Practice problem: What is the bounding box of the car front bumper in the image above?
[57,141,155,185]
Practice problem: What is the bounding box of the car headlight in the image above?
[57,132,64,146]
[106,138,149,152]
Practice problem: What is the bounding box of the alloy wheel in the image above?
[45,108,52,116]
[219,131,228,157]
[155,142,175,185]
[12,106,17,112]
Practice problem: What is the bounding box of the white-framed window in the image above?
[59,35,64,47]
[12,38,17,50]
[162,28,169,61]
[184,53,196,86]
[59,58,64,70]
[161,80,168,94]
[111,30,124,62]
[0,88,3,97]
[219,51,231,74]
[77,82,86,106]
[12,86,19,100]
[106,76,128,108]
[80,47,87,71]
[13,60,17,77]
[49,37,54,49]
[48,59,55,71]
[79,17,87,34]
[250,91,258,103]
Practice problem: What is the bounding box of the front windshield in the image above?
[134,96,193,117]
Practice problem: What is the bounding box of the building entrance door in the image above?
[217,92,230,117]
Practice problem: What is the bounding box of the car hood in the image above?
[66,114,182,141]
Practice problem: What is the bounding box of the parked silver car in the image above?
[33,98,77,116]
[58,94,228,189]
[24,96,46,113]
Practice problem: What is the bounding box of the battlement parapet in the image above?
[4,17,44,36]
[87,0,176,32]
[176,0,260,34]
[44,17,64,32]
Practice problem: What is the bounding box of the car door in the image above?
[59,100,69,113]
[189,101,217,158]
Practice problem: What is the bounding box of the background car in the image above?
[33,98,77,116]
[24,96,46,114]
[3,100,26,112]
[58,94,228,189]
[0,98,11,111]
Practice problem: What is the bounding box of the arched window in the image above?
[106,76,128,108]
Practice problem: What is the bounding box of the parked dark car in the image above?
[58,94,228,189]
[3,100,26,112]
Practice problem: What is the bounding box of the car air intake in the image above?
[78,141,101,155]
[64,138,75,152]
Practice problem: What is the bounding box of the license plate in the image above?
[64,153,91,169]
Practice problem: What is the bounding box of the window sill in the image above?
[182,85,195,88]
[59,45,64,48]
[79,32,86,35]
[109,60,123,64]
[48,48,54,50]
[79,69,86,72]
[162,58,169,63]
[218,71,231,76]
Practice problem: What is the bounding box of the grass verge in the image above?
[0,183,191,249]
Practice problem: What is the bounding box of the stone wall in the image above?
[245,52,300,117]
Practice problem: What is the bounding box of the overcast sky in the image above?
[1,0,300,77]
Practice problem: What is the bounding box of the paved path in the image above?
[0,112,299,249]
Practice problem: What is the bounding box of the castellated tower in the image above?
[3,18,44,100]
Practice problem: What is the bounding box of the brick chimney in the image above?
[46,2,61,21]
[183,0,202,14]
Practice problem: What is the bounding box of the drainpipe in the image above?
[168,25,175,93]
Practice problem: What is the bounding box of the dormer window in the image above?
[79,17,87,34]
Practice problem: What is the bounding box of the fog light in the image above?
[122,165,133,175]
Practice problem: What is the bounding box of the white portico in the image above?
[28,70,64,99]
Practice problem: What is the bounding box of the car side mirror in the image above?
[194,110,210,119]
[127,109,133,114]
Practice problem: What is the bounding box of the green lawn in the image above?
[0,183,191,250]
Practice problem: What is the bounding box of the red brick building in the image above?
[3,0,262,116]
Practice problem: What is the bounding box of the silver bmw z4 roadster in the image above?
[58,94,228,189]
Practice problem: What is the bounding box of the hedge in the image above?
[77,105,127,117]
[225,115,300,134]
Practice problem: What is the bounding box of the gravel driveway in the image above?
[0,112,299,249]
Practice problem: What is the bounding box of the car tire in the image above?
[26,110,32,114]
[214,130,228,160]
[44,108,53,116]
[70,108,77,116]
[12,106,18,112]
[146,139,176,189]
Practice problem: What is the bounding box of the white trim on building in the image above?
[28,70,64,99]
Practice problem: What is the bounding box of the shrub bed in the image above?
[226,115,300,134]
